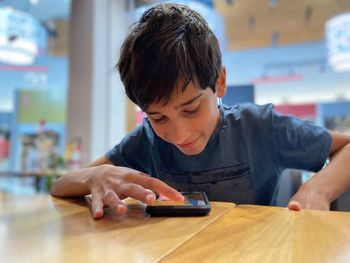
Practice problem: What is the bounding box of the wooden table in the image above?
[163,205,350,263]
[1,193,350,263]
[0,193,233,262]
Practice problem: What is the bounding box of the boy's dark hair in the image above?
[117,3,222,111]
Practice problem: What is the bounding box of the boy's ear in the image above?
[216,66,226,98]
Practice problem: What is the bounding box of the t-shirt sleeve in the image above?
[270,106,332,172]
[105,123,153,173]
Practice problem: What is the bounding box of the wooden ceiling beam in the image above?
[214,0,350,50]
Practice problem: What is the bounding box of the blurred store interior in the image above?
[0,0,350,208]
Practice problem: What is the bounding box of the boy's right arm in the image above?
[50,156,184,218]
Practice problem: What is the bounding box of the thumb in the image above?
[288,200,302,211]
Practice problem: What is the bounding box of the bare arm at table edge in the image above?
[288,131,350,211]
[50,156,184,218]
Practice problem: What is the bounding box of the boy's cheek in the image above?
[150,124,167,140]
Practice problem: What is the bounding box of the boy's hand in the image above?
[287,182,330,211]
[88,164,184,219]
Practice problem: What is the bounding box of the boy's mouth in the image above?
[176,137,200,150]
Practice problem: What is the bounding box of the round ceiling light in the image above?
[325,13,350,73]
[0,7,39,65]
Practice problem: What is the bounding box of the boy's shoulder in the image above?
[221,102,275,122]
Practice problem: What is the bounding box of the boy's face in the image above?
[145,80,221,156]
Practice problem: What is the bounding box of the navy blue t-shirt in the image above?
[106,103,332,205]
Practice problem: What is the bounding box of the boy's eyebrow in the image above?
[175,93,203,110]
[147,93,203,115]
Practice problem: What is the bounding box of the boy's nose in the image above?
[167,121,190,145]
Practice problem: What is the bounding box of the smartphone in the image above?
[145,192,211,216]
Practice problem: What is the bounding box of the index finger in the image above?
[127,172,184,202]
[288,200,301,211]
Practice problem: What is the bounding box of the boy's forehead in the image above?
[146,80,203,113]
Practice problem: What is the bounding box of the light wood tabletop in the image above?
[162,205,350,263]
[2,193,350,263]
[0,193,234,263]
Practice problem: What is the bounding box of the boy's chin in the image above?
[177,144,206,156]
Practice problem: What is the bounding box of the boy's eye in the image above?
[184,105,200,115]
[153,116,167,123]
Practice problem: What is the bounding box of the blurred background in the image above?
[0,0,350,208]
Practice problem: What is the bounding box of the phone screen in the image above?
[152,192,207,206]
[146,192,211,216]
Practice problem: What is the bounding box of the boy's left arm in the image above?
[288,131,350,211]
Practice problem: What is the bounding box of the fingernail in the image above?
[146,193,156,204]
[94,210,103,219]
[117,204,126,214]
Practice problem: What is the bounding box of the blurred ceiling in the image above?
[3,0,350,55]
[0,0,71,56]
[0,0,70,20]
[214,0,350,50]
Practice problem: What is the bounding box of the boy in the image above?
[51,3,350,219]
